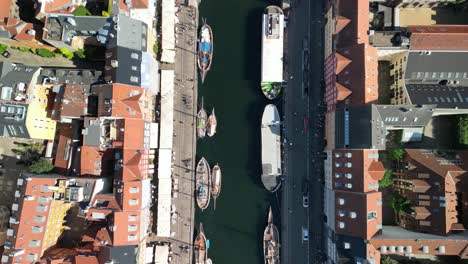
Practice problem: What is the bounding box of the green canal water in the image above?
[196,0,282,263]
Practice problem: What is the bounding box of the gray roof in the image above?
[44,15,111,45]
[105,245,137,264]
[335,104,434,150]
[0,102,29,138]
[335,235,369,264]
[107,14,148,51]
[41,68,103,85]
[0,62,40,101]
[83,118,102,147]
[405,84,468,109]
[405,51,468,85]
[373,104,435,127]
[105,47,142,86]
[335,105,385,150]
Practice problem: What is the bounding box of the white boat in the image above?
[196,157,211,210]
[207,108,217,137]
[261,104,282,192]
[211,164,222,210]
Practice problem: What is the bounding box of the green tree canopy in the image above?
[388,148,405,161]
[0,44,8,53]
[458,115,468,145]
[59,48,74,59]
[35,48,56,58]
[29,158,54,174]
[391,192,411,214]
[379,169,393,188]
[72,6,92,16]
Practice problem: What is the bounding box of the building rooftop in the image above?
[405,84,468,109]
[0,102,29,138]
[336,43,379,106]
[41,68,103,85]
[336,0,370,48]
[50,84,92,120]
[335,190,382,240]
[107,14,148,52]
[0,62,40,102]
[332,149,385,193]
[43,15,111,45]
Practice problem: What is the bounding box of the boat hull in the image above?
[264,207,280,264]
[196,158,211,210]
[261,104,282,192]
[211,164,222,209]
[206,109,217,137]
[194,223,208,264]
[197,24,214,83]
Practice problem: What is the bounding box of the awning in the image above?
[156,149,172,237]
[155,245,170,264]
[161,0,175,63]
[160,70,174,150]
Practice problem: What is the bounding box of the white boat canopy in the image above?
[161,0,176,63]
[155,245,170,264]
[261,11,284,83]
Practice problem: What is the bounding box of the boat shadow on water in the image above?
[243,7,264,81]
[245,102,265,188]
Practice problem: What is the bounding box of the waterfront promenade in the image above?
[152,4,198,264]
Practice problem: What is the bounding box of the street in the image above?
[281,0,326,263]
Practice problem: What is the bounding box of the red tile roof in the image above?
[54,123,74,173]
[74,256,99,264]
[408,25,468,51]
[79,146,115,177]
[332,149,384,193]
[336,0,370,48]
[0,0,12,21]
[335,16,351,34]
[51,84,90,120]
[336,43,378,106]
[335,53,352,74]
[336,83,352,101]
[94,84,147,119]
[42,0,74,12]
[334,191,382,239]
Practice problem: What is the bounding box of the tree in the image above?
[388,148,405,161]
[153,42,158,56]
[29,158,54,174]
[18,46,30,52]
[72,6,92,16]
[13,142,45,166]
[458,115,468,145]
[0,44,8,53]
[74,48,86,59]
[102,10,110,17]
[59,48,74,59]
[391,192,412,223]
[379,169,393,188]
[381,256,399,264]
[35,48,56,58]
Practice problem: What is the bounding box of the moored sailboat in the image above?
[194,223,208,264]
[207,108,217,137]
[197,20,214,83]
[196,157,211,211]
[197,97,208,139]
[263,207,280,264]
[211,164,222,210]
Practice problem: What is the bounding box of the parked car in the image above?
[302,194,309,208]
[2,51,10,58]
[302,227,309,242]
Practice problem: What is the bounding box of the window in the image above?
[418,173,430,179]
[335,173,341,179]
[128,234,137,241]
[338,210,345,217]
[32,226,43,233]
[376,199,382,206]
[29,240,40,248]
[349,212,357,219]
[129,187,139,194]
[345,152,352,158]
[345,162,352,168]
[34,216,46,223]
[128,225,137,232]
[338,198,345,205]
[335,153,342,158]
[367,211,377,220]
[335,162,342,168]
[26,254,37,262]
[128,215,138,221]
[36,205,48,212]
[345,173,352,179]
[338,222,345,229]
[129,199,139,206]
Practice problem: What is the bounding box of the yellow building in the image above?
[25,84,57,140]
[41,200,71,255]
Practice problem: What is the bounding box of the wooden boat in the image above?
[206,108,217,137]
[263,207,280,264]
[211,164,222,210]
[194,223,208,264]
[196,157,211,210]
[197,20,214,83]
[197,97,208,138]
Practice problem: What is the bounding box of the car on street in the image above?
[302,194,309,208]
[302,227,309,242]
[1,51,10,58]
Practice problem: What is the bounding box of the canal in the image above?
[195,0,282,263]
